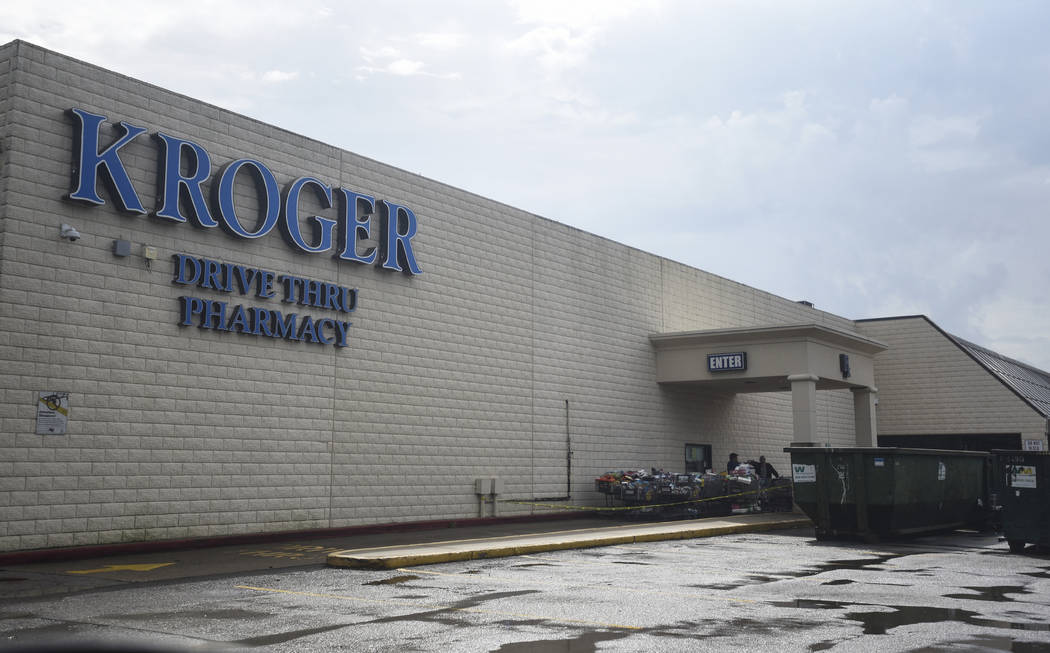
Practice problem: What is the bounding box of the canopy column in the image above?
[851,387,878,447]
[788,373,819,445]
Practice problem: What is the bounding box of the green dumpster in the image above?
[992,450,1050,553]
[784,447,990,541]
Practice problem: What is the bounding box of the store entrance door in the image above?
[685,443,713,473]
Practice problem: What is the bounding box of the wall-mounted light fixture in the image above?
[60,224,81,241]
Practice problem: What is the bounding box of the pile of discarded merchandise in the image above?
[594,464,792,519]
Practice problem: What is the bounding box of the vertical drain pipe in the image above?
[565,399,572,498]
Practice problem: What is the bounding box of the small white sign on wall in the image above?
[792,464,816,483]
[1023,439,1045,452]
[1009,466,1037,489]
[36,392,69,435]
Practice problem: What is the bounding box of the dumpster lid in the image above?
[784,446,990,457]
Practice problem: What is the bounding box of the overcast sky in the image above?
[4,1,1049,370]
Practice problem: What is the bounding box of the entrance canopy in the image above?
[650,324,888,446]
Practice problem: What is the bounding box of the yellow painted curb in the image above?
[327,516,811,569]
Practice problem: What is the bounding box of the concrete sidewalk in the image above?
[328,512,812,569]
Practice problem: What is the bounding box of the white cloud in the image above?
[362,46,402,61]
[355,39,463,80]
[508,0,662,28]
[417,32,465,49]
[909,115,980,148]
[504,25,600,72]
[2,0,1047,371]
[906,114,991,172]
[261,70,299,83]
[972,297,1050,370]
[869,94,910,118]
[386,59,425,76]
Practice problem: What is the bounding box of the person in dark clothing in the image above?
[748,456,780,481]
[727,452,740,473]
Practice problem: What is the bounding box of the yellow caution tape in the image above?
[482,484,791,513]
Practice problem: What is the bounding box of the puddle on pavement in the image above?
[763,553,909,579]
[741,574,784,584]
[1,622,85,639]
[772,599,846,611]
[362,589,542,627]
[365,574,421,586]
[768,599,1050,635]
[943,585,1032,602]
[693,573,807,589]
[690,553,908,589]
[490,630,633,651]
[690,581,744,590]
[703,615,828,639]
[806,553,908,573]
[913,635,1050,652]
[890,569,937,576]
[233,622,350,647]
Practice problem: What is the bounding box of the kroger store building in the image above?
[2,41,1048,554]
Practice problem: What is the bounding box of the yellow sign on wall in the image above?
[36,391,69,435]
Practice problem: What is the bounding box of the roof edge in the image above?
[854,314,930,324]
[921,317,1048,420]
[650,322,888,354]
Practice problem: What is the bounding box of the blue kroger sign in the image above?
[173,253,355,348]
[66,108,421,274]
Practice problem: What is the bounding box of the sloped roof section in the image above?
[950,335,1050,419]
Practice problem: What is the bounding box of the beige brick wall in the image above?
[857,316,1047,444]
[659,258,856,333]
[0,41,13,262]
[0,41,859,552]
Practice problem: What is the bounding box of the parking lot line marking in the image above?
[236,585,641,630]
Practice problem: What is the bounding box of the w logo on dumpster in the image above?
[792,464,816,483]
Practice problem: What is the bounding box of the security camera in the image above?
[60,224,81,241]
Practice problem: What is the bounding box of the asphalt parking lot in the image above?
[1,522,1049,652]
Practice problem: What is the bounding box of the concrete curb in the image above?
[328,513,812,569]
[0,512,586,567]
